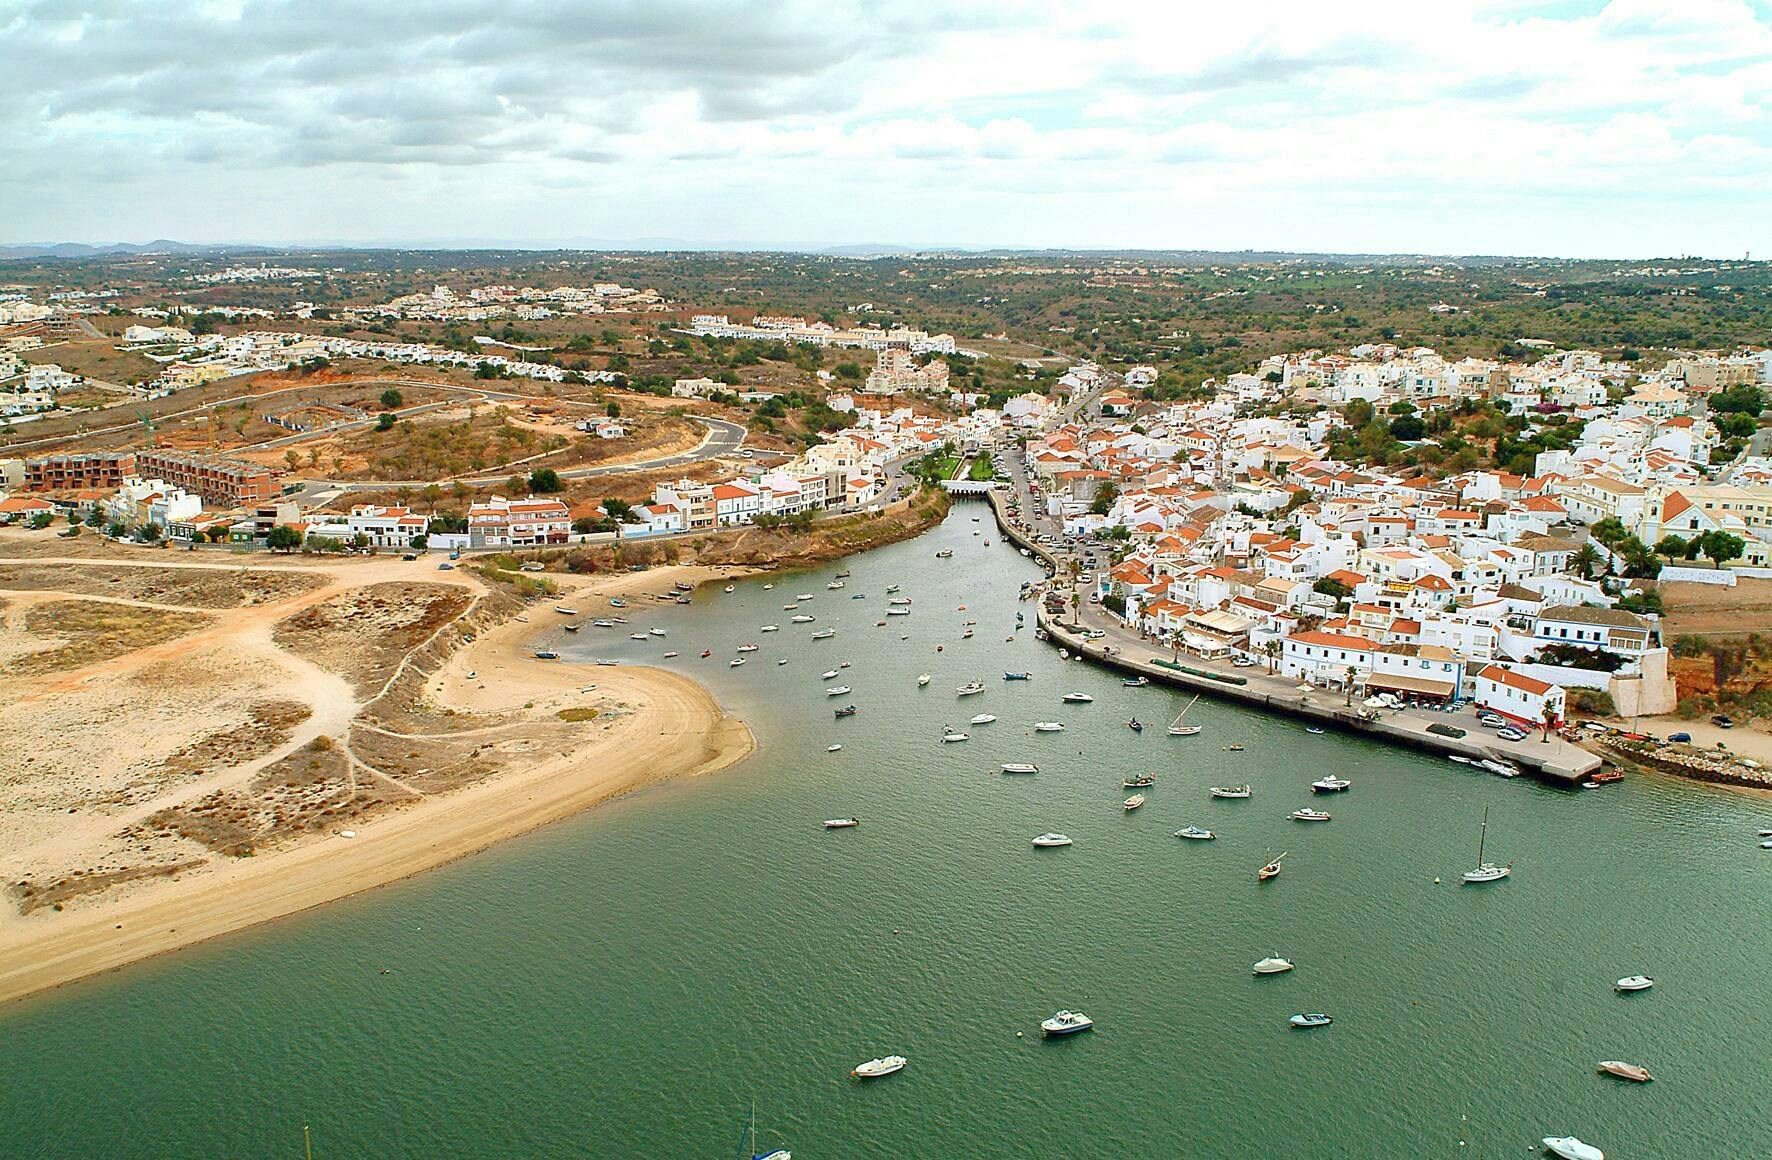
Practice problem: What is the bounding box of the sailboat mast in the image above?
[1476,807,1489,865]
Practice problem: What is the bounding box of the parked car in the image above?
[1496,726,1529,742]
[1667,731,1692,743]
[1711,714,1735,728]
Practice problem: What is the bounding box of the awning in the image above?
[1366,673,1457,698]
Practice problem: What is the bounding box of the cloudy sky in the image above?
[3,0,1770,256]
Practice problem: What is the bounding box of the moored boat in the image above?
[1039,1009,1092,1035]
[811,629,836,640]
[1541,1137,1604,1160]
[1122,793,1146,811]
[941,730,968,743]
[1310,776,1351,792]
[1033,721,1066,732]
[851,1055,905,1079]
[1614,975,1653,992]
[1001,763,1039,774]
[1252,956,1294,975]
[824,685,851,696]
[969,713,997,725]
[1257,851,1287,880]
[1288,1012,1332,1029]
[1597,1060,1652,1082]
[1126,717,1143,732]
[1122,773,1155,787]
[1210,785,1252,799]
[737,643,760,653]
[1174,825,1214,840]
[1004,670,1032,681]
[834,705,857,718]
[957,682,985,696]
[1032,833,1073,848]
[1062,692,1094,703]
[1462,807,1512,883]
[1290,808,1332,822]
[823,817,859,829]
[917,673,931,686]
[1123,676,1149,687]
[533,649,559,660]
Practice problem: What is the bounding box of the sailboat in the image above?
[1258,851,1287,881]
[737,1102,791,1160]
[1462,807,1512,883]
[1168,694,1202,736]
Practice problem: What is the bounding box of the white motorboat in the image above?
[1310,776,1352,793]
[783,603,799,611]
[1597,1060,1652,1082]
[1290,808,1332,822]
[649,627,667,636]
[1479,759,1522,778]
[1174,826,1215,840]
[1448,755,1476,765]
[826,744,843,752]
[825,686,851,696]
[723,585,735,593]
[1462,807,1512,883]
[1062,692,1094,703]
[763,583,774,590]
[1210,785,1252,799]
[1039,1009,1092,1035]
[885,584,900,594]
[917,673,931,686]
[970,713,997,725]
[664,652,679,658]
[1032,833,1073,848]
[737,643,760,653]
[888,597,913,605]
[555,606,580,616]
[1614,975,1654,992]
[851,1055,905,1079]
[1033,722,1066,732]
[1001,763,1039,774]
[827,580,846,590]
[1122,793,1147,811]
[760,625,780,632]
[957,682,986,696]
[791,614,816,623]
[887,607,911,616]
[823,818,859,829]
[629,633,648,640]
[592,619,615,627]
[817,670,838,681]
[941,730,968,743]
[1252,956,1294,975]
[1541,1137,1604,1160]
[729,657,747,667]
[1288,1012,1332,1029]
[811,629,836,640]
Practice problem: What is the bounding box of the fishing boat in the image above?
[1288,1012,1332,1029]
[811,629,836,640]
[969,713,997,725]
[1290,808,1332,822]
[1122,676,1149,687]
[917,673,931,687]
[1039,1009,1092,1035]
[1062,692,1094,703]
[1310,776,1352,793]
[1004,671,1033,681]
[824,818,859,829]
[889,597,913,606]
[1127,718,1144,732]
[1174,826,1215,840]
[760,625,780,632]
[1168,695,1202,736]
[887,608,912,617]
[1122,793,1147,811]
[729,658,747,667]
[1597,1060,1652,1082]
[1257,851,1287,880]
[825,685,851,696]
[935,548,954,559]
[957,682,986,696]
[593,619,616,628]
[1001,763,1039,774]
[737,643,760,653]
[827,580,846,590]
[1252,956,1295,975]
[533,649,559,660]
[1541,1137,1605,1160]
[1590,769,1624,785]
[1614,975,1654,992]
[1122,773,1156,788]
[834,705,857,718]
[1033,722,1066,732]
[941,730,968,743]
[1210,785,1252,799]
[1462,807,1512,883]
[555,606,580,616]
[851,1055,905,1079]
[791,614,816,623]
[1032,833,1073,848]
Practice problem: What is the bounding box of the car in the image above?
[437,562,454,570]
[1667,731,1692,743]
[1711,714,1735,728]
[402,553,418,561]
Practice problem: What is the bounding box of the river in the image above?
[6,506,1770,1157]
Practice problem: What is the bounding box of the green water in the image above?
[7,508,1771,1158]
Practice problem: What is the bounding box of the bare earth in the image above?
[0,529,754,1005]
[1657,577,1772,638]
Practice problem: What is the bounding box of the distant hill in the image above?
[0,240,276,259]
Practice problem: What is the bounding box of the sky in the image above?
[2,0,1770,257]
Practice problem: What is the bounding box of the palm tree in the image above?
[1541,702,1558,743]
[1570,543,1601,580]
[1264,639,1282,674]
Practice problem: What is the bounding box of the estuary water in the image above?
[7,506,1771,1157]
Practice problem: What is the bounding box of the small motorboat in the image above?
[1597,1060,1652,1083]
[935,549,954,559]
[609,597,627,608]
[1174,826,1214,840]
[1210,785,1252,799]
[1290,808,1332,822]
[1122,794,1147,812]
[629,633,649,640]
[760,625,780,632]
[723,584,735,593]
[941,730,969,743]
[1001,763,1039,775]
[1288,1013,1332,1029]
[1032,833,1073,848]
[1541,1137,1605,1160]
[826,744,843,752]
[834,705,857,718]
[1614,975,1654,992]
[851,1055,905,1079]
[791,615,816,624]
[1448,755,1475,765]
[1004,671,1032,681]
[825,685,851,696]
[663,651,678,658]
[887,608,911,616]
[827,580,846,590]
[889,597,913,606]
[1122,773,1156,788]
[1479,759,1521,778]
[796,593,815,601]
[648,627,667,637]
[970,713,997,725]
[737,643,760,653]
[961,629,974,640]
[1305,725,1326,735]
[917,673,931,686]
[835,569,851,579]
[1033,722,1066,732]
[1225,743,1244,751]
[1039,1009,1092,1035]
[812,629,836,640]
[1590,770,1624,785]
[555,606,580,616]
[885,584,900,594]
[1122,676,1149,687]
[700,649,712,658]
[729,657,747,667]
[1252,956,1294,975]
[1310,776,1351,793]
[593,619,616,628]
[762,583,774,590]
[824,818,859,829]
[1062,692,1094,703]
[783,603,799,611]
[1126,718,1144,732]
[851,593,865,599]
[957,682,986,696]
[533,649,559,660]
[821,669,839,680]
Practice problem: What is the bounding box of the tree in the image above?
[1589,517,1629,548]
[602,497,635,522]
[1090,482,1119,516]
[1698,530,1745,568]
[266,525,304,552]
[1654,535,1689,559]
[528,467,563,493]
[1313,577,1353,602]
[1570,543,1602,580]
[1708,384,1763,416]
[376,412,397,432]
[605,401,621,418]
[379,387,404,410]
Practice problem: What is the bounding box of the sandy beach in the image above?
[0,545,755,1006]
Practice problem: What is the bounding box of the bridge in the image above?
[940,480,1001,495]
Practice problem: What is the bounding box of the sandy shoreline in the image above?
[0,561,756,1007]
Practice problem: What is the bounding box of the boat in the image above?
[826,744,843,752]
[935,549,954,559]
[818,670,838,680]
[1039,1009,1092,1035]
[737,643,760,653]
[825,685,851,696]
[762,583,774,590]
[827,581,845,590]
[796,594,815,601]
[835,569,851,579]
[1210,785,1252,799]
[1004,671,1032,681]
[1257,851,1287,880]
[1614,975,1654,992]
[593,619,615,628]
[609,597,627,608]
[673,581,695,592]
[957,682,985,696]
[737,1101,790,1160]
[790,615,816,624]
[563,623,581,632]
[1478,759,1520,778]
[783,603,799,611]
[969,713,997,725]
[723,584,735,593]
[1225,743,1244,751]
[1288,1012,1332,1029]
[760,625,780,632]
[1032,833,1073,848]
[917,673,931,687]
[1541,1137,1605,1160]
[555,606,580,616]
[777,658,788,666]
[1122,773,1156,787]
[595,659,618,666]
[1174,826,1215,840]
[1597,1060,1652,1082]
[834,705,857,718]
[941,730,968,743]
[1310,776,1351,793]
[1001,763,1040,774]
[1168,695,1202,736]
[851,1055,906,1079]
[1590,769,1624,785]
[1290,808,1332,822]
[1448,755,1476,765]
[629,633,649,640]
[889,597,913,605]
[1305,725,1326,735]
[1252,956,1295,975]
[1122,793,1147,811]
[811,629,836,640]
[700,649,712,658]
[885,584,900,594]
[1127,718,1144,732]
[1033,722,1066,732]
[1062,692,1094,703]
[961,629,974,639]
[1122,676,1149,687]
[533,649,559,660]
[649,627,667,636]
[664,651,679,658]
[1462,807,1512,883]
[729,658,747,667]
[887,608,911,617]
[824,818,859,829]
